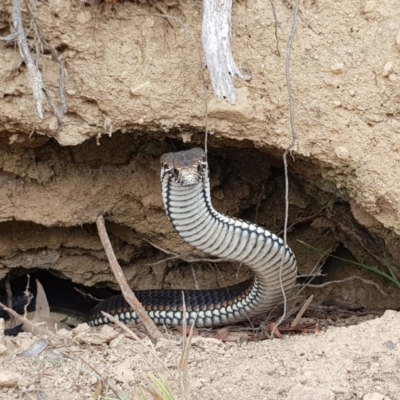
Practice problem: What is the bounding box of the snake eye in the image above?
[161,164,172,180]
[173,168,180,180]
[198,160,206,173]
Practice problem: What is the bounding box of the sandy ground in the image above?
[0,311,398,400]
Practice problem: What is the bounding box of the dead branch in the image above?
[190,264,201,290]
[5,275,16,328]
[1,0,44,119]
[302,275,388,297]
[291,295,313,327]
[5,275,13,310]
[23,274,33,317]
[201,0,251,104]
[95,215,163,341]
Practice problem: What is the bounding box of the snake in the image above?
[88,147,298,328]
[1,148,297,330]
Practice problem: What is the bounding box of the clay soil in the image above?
[1,0,400,399]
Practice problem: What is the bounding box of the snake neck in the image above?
[161,175,297,319]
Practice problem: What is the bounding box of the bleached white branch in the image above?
[201,0,251,104]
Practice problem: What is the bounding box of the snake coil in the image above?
[89,148,297,328]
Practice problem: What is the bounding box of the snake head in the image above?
[161,148,207,186]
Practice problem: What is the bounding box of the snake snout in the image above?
[179,171,202,186]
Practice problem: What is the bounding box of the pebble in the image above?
[287,384,336,400]
[110,333,125,348]
[362,1,377,14]
[130,81,151,96]
[335,146,350,160]
[363,394,392,400]
[74,325,118,345]
[396,28,400,48]
[331,62,344,74]
[382,62,393,77]
[0,371,19,388]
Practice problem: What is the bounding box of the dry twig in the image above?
[302,275,388,297]
[96,215,163,341]
[1,0,44,119]
[273,0,300,336]
[291,295,313,327]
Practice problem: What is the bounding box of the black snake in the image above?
[89,148,297,327]
[1,148,297,329]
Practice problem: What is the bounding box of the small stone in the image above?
[335,146,349,160]
[130,81,151,96]
[396,28,400,48]
[110,334,125,348]
[362,1,377,14]
[74,325,118,345]
[384,340,396,350]
[331,62,344,74]
[179,132,193,143]
[0,371,19,387]
[287,384,336,400]
[73,323,91,334]
[332,100,342,107]
[76,10,92,24]
[363,393,391,400]
[382,62,393,77]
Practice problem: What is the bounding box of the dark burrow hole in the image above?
[0,132,399,330]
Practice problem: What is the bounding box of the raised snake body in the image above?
[89,148,297,327]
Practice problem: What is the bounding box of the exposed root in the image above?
[1,0,44,119]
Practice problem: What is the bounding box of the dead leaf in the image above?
[22,280,71,333]
[93,379,103,400]
[209,327,231,341]
[269,323,282,339]
[18,338,48,358]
